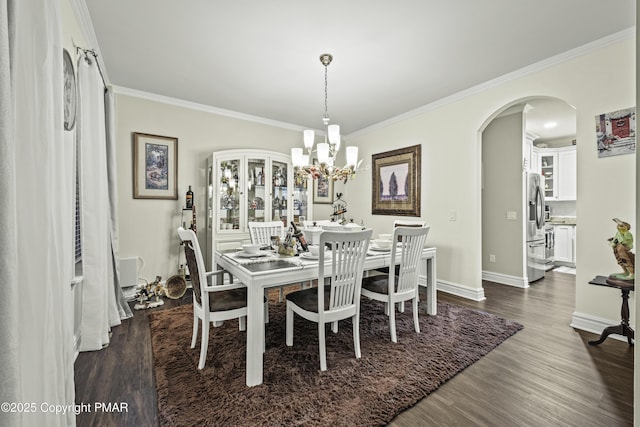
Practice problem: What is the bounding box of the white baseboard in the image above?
[482,271,529,288]
[436,279,486,301]
[571,311,629,343]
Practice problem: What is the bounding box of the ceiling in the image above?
[84,0,635,137]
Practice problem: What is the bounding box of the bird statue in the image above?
[608,218,635,281]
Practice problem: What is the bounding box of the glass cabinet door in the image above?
[540,153,556,200]
[271,160,288,225]
[292,176,309,226]
[218,158,241,231]
[246,157,267,223]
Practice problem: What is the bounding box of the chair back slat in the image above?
[248,221,284,245]
[320,230,372,312]
[392,226,430,294]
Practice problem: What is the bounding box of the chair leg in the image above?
[397,301,405,313]
[389,303,397,343]
[332,320,338,334]
[285,303,294,347]
[191,312,199,349]
[352,315,361,359]
[264,299,269,324]
[413,297,420,334]
[198,320,210,370]
[279,287,284,302]
[239,315,246,331]
[319,322,327,371]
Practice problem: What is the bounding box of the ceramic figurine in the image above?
[608,218,635,280]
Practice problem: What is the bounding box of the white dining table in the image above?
[214,245,437,386]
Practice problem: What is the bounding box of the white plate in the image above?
[369,245,391,252]
[236,251,270,258]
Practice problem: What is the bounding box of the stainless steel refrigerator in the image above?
[526,172,546,282]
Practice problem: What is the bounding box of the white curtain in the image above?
[1,0,76,426]
[77,55,126,351]
[106,88,133,321]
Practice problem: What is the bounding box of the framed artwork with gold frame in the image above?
[372,144,421,216]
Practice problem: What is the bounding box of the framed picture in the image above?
[372,144,421,216]
[595,107,636,158]
[133,132,178,199]
[313,159,333,204]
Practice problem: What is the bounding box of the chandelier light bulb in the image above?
[346,146,358,167]
[328,124,340,145]
[303,130,315,148]
[317,143,330,164]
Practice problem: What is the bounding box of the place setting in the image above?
[299,244,330,261]
[231,243,275,261]
[368,234,393,255]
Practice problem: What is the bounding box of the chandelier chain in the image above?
[323,62,329,124]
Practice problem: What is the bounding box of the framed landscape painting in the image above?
[371,144,421,216]
[133,132,178,199]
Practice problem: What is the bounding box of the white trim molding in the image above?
[571,311,629,344]
[436,279,486,301]
[482,271,529,288]
[112,85,316,133]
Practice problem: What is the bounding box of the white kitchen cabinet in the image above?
[557,148,576,200]
[554,224,575,265]
[539,152,557,200]
[205,149,312,267]
[538,146,576,201]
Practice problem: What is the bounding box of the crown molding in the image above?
[347,27,635,139]
[112,86,316,133]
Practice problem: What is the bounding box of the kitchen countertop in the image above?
[548,216,576,225]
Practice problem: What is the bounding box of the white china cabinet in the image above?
[205,149,312,267]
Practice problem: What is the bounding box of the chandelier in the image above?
[291,53,360,183]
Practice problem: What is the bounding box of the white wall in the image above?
[345,35,635,323]
[114,94,303,281]
[482,112,525,278]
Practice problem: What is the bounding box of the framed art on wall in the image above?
[372,144,421,216]
[595,107,636,158]
[313,159,333,204]
[133,132,178,199]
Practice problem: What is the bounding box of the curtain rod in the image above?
[73,43,107,91]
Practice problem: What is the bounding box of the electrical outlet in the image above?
[489,254,496,263]
[449,209,457,221]
[506,211,517,220]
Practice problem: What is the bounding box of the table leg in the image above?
[426,256,437,315]
[246,284,265,386]
[589,289,634,346]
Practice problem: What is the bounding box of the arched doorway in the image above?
[480,96,576,288]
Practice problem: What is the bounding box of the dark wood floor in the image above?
[75,271,634,426]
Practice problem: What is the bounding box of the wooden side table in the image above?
[588,275,634,346]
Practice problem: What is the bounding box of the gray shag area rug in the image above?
[150,298,522,426]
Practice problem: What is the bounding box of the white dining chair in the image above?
[286,228,372,371]
[248,221,284,247]
[177,227,267,369]
[361,226,430,342]
[247,221,290,301]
